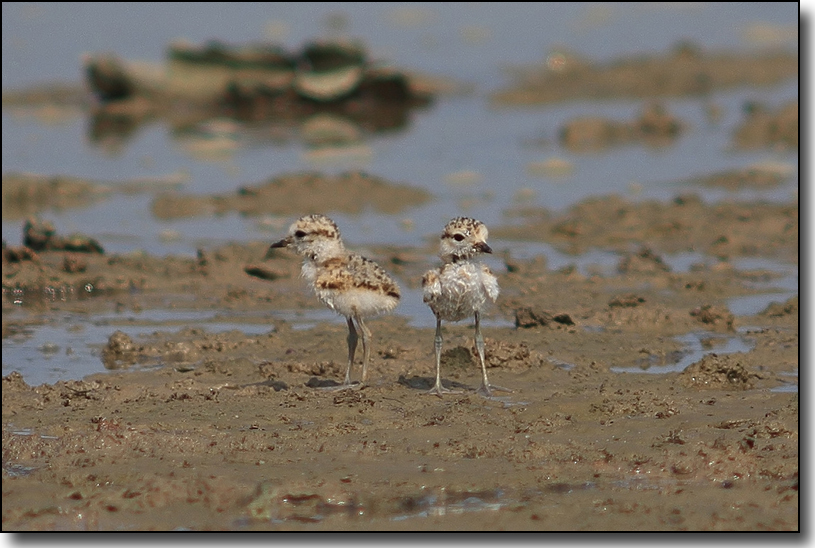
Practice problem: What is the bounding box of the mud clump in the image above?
[101,330,139,369]
[2,174,108,220]
[2,244,38,264]
[289,361,342,378]
[62,254,88,273]
[761,296,798,317]
[560,102,684,151]
[481,339,549,371]
[608,294,646,308]
[421,339,547,373]
[151,171,431,219]
[23,218,104,254]
[589,388,679,420]
[2,371,30,393]
[680,353,760,390]
[732,100,798,150]
[515,308,575,329]
[440,346,475,370]
[690,304,735,331]
[684,166,792,191]
[618,247,670,274]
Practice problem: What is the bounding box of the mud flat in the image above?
[150,171,431,220]
[492,193,798,263]
[491,42,797,106]
[2,184,798,530]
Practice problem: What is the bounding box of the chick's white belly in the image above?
[317,288,398,317]
[302,261,399,318]
[424,263,498,322]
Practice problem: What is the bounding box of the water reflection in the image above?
[83,39,434,152]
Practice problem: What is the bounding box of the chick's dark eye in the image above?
[294,230,306,238]
[453,233,465,242]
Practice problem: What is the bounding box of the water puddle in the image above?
[549,358,576,371]
[2,309,277,386]
[8,427,58,440]
[241,477,713,525]
[3,319,166,386]
[1,463,39,478]
[771,371,799,393]
[485,395,531,408]
[726,258,797,316]
[732,257,798,288]
[1,252,796,387]
[2,283,102,307]
[611,330,754,375]
[727,292,798,317]
[608,328,797,392]
[499,240,622,277]
[2,284,519,386]
[391,488,514,521]
[770,383,799,393]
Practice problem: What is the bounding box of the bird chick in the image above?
[422,217,508,397]
[269,214,400,388]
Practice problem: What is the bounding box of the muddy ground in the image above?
[1,38,799,531]
[490,42,798,107]
[2,171,799,530]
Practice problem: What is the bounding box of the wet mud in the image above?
[1,37,798,531]
[559,102,685,152]
[2,184,798,531]
[493,193,798,262]
[1,172,187,221]
[491,42,797,106]
[151,171,431,220]
[731,100,798,150]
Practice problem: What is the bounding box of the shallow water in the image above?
[2,3,799,252]
[1,4,800,385]
[610,330,755,375]
[4,287,796,389]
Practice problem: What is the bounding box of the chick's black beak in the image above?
[265,237,290,259]
[475,241,493,254]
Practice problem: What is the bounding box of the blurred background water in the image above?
[2,2,799,253]
[1,2,800,385]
